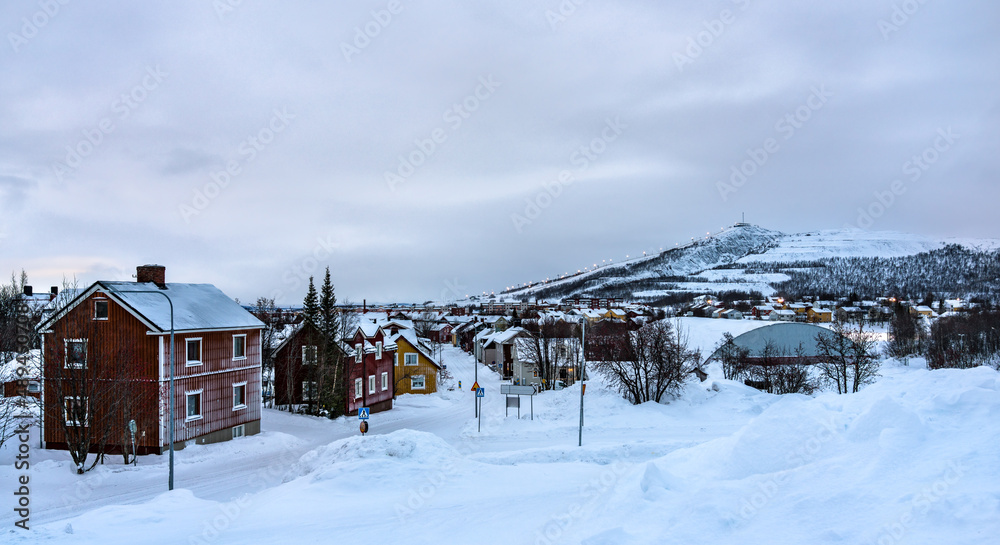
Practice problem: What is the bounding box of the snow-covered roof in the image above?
[39,281,264,333]
[389,330,441,369]
[0,350,41,382]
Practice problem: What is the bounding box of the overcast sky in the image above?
[1,0,997,305]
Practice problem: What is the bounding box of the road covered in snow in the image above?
[3,343,999,544]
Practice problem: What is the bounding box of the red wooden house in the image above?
[272,320,347,410]
[37,265,264,455]
[346,323,396,415]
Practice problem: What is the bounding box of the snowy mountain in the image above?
[501,224,1000,303]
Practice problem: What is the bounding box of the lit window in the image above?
[233,335,246,360]
[65,339,87,369]
[94,300,109,320]
[233,383,247,409]
[404,353,418,366]
[354,378,363,399]
[186,391,202,421]
[411,375,425,390]
[186,339,202,366]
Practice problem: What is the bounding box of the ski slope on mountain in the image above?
[499,224,1000,301]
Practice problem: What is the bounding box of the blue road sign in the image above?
[359,407,370,420]
[476,388,485,398]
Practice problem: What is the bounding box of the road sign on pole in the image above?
[358,407,370,420]
[476,387,485,398]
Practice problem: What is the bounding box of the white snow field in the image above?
[2,341,999,544]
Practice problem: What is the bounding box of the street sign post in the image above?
[476,387,484,432]
[471,381,480,417]
[358,407,370,420]
[360,421,369,435]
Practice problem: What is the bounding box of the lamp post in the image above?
[105,284,175,490]
[578,317,586,447]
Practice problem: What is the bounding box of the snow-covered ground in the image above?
[3,342,998,544]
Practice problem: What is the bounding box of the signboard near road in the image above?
[358,407,370,420]
[476,388,485,398]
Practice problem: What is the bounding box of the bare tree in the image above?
[516,318,579,389]
[44,306,156,472]
[815,320,880,394]
[594,320,699,404]
[251,296,279,408]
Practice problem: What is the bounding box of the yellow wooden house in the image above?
[390,330,443,395]
[806,307,833,323]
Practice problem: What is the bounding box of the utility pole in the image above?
[578,319,585,447]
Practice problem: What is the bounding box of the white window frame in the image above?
[64,396,89,426]
[355,343,363,363]
[232,382,247,410]
[64,338,87,369]
[302,345,317,365]
[395,353,400,367]
[93,299,109,321]
[381,371,388,391]
[354,377,363,399]
[404,353,419,366]
[232,424,246,439]
[186,390,203,421]
[186,338,203,367]
[375,341,383,360]
[368,375,376,394]
[302,381,316,402]
[232,334,247,361]
[411,375,426,390]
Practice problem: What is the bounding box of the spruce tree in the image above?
[303,277,319,326]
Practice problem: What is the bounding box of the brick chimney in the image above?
[136,264,166,288]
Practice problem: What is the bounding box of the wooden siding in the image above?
[42,290,161,451]
[393,338,439,395]
[43,288,262,453]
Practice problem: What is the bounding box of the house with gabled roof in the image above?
[346,323,396,414]
[36,265,264,455]
[389,330,442,395]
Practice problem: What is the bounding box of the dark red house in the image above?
[346,323,396,415]
[272,320,340,410]
[37,265,264,455]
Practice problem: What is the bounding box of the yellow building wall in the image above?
[394,339,439,395]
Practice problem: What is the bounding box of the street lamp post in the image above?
[578,318,586,447]
[105,285,175,490]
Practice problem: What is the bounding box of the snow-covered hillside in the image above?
[500,224,1000,302]
[4,346,998,544]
